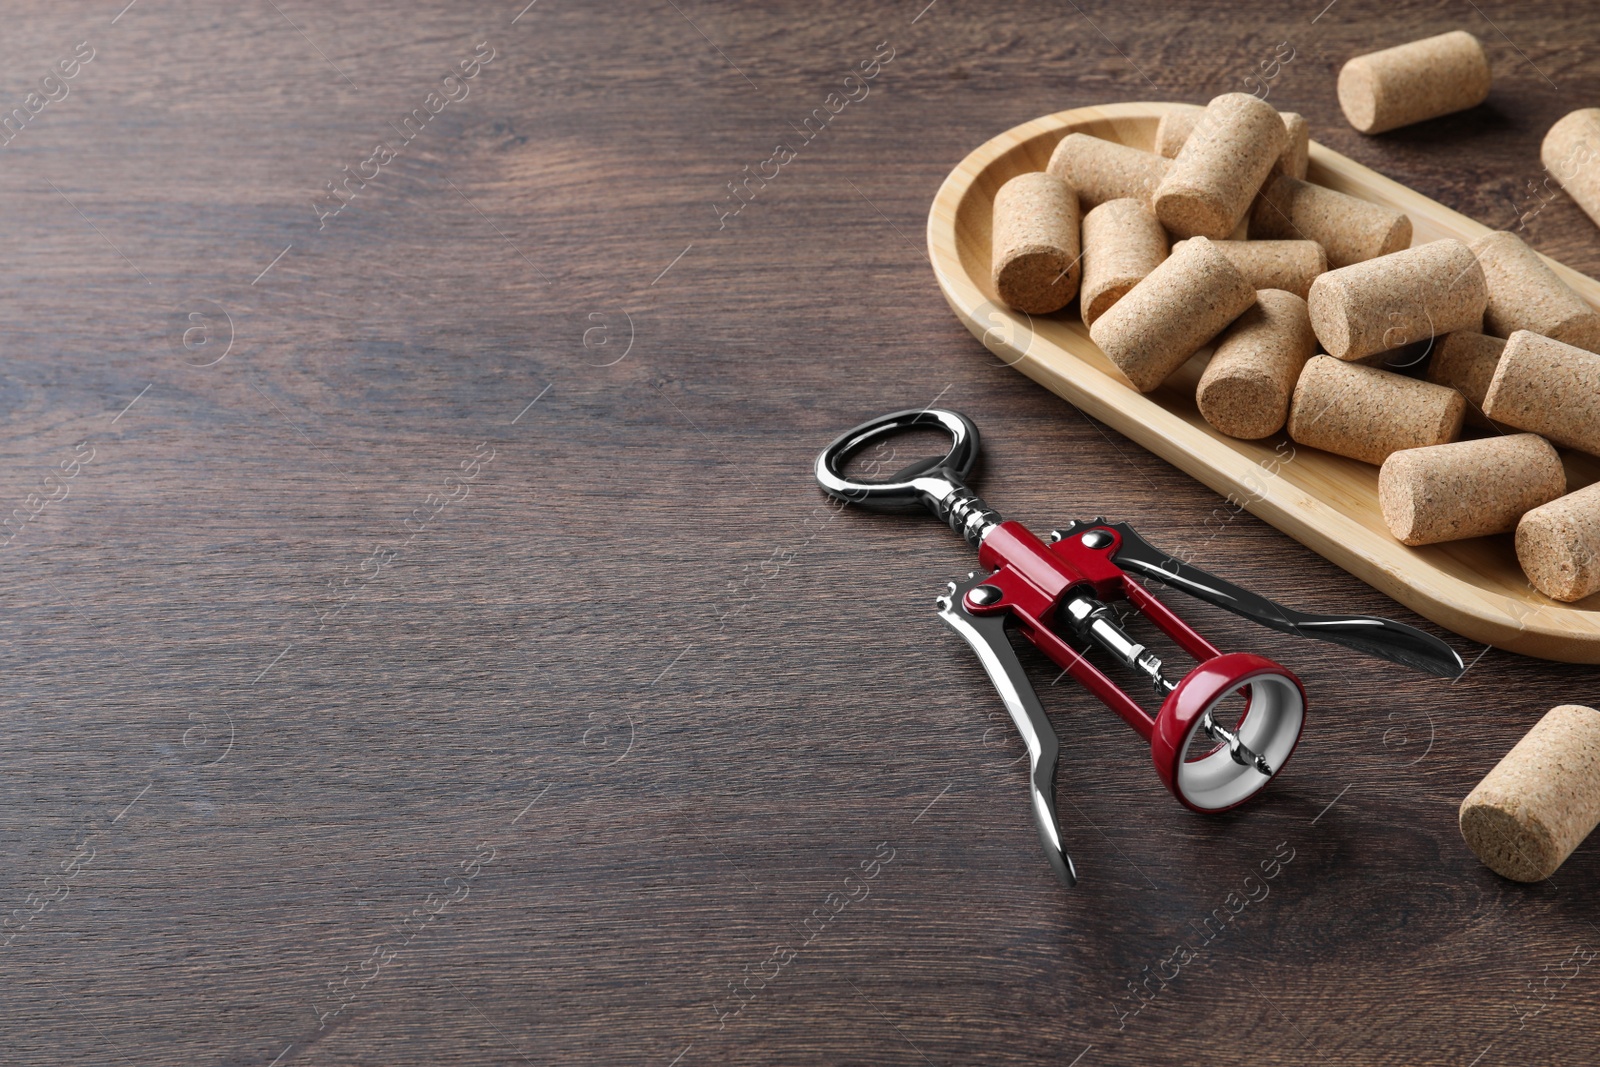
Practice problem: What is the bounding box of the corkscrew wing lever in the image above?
[936,571,1077,887]
[1099,521,1464,679]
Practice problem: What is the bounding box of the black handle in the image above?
[1103,521,1465,679]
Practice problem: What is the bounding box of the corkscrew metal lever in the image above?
[815,408,1462,887]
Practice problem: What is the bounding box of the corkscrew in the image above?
[815,408,1463,887]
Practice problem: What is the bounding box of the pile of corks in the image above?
[991,30,1600,608]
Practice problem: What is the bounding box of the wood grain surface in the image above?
[1,2,1597,1064]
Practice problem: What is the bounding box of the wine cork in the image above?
[1425,331,1505,428]
[991,172,1081,314]
[1377,434,1565,546]
[1153,105,1204,159]
[1155,93,1288,240]
[1047,133,1170,209]
[1088,236,1256,393]
[1079,198,1168,326]
[1178,238,1326,299]
[1482,330,1600,457]
[1470,230,1600,352]
[1287,355,1464,465]
[1275,112,1310,182]
[1517,482,1600,603]
[1460,705,1600,882]
[1251,175,1412,268]
[1307,239,1488,361]
[1155,106,1308,181]
[1338,31,1491,135]
[1542,109,1600,230]
[1196,289,1317,439]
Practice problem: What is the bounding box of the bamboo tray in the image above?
[927,101,1600,663]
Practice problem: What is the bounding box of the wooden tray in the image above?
[927,101,1600,664]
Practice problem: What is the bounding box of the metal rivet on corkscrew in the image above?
[815,408,1462,888]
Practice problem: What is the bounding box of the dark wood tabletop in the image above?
[4,2,1599,1064]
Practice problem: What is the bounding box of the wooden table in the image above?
[3,2,1598,1063]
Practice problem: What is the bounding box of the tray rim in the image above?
[926,100,1600,664]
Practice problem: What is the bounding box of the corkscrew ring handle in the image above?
[814,408,983,512]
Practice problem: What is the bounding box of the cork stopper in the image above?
[1516,481,1600,603]
[1047,133,1170,210]
[991,172,1081,314]
[1542,109,1600,230]
[1079,198,1168,326]
[1307,239,1488,361]
[1155,105,1308,181]
[1338,31,1492,135]
[1153,105,1204,158]
[1460,705,1600,882]
[1287,355,1465,465]
[1482,330,1600,457]
[1196,289,1317,439]
[1425,331,1505,428]
[1088,236,1257,393]
[1470,230,1600,352]
[1251,175,1412,268]
[1178,238,1326,299]
[1155,93,1289,240]
[1377,434,1566,546]
[1275,112,1310,182]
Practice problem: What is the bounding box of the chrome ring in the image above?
[814,408,981,511]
